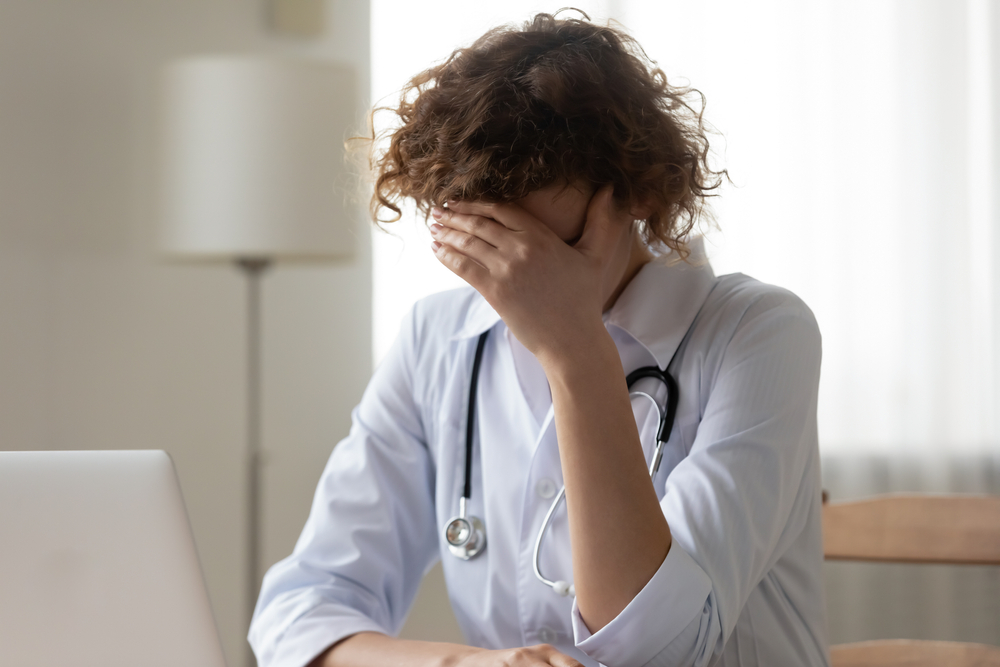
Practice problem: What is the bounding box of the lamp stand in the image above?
[237,257,272,650]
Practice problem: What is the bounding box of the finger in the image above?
[431,240,491,289]
[430,222,502,267]
[575,184,622,257]
[534,645,585,667]
[447,200,539,233]
[548,655,585,667]
[432,208,509,249]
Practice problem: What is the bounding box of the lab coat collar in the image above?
[603,236,717,369]
[450,292,503,341]
[450,237,717,368]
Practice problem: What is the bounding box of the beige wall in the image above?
[0,2,371,665]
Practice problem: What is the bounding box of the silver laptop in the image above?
[0,450,228,667]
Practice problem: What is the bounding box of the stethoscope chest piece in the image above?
[444,497,486,560]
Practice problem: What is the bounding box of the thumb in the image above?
[576,184,621,258]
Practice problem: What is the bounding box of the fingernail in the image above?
[430,223,443,235]
[431,207,443,220]
[431,240,442,251]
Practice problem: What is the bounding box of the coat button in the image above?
[535,478,557,499]
[538,626,558,644]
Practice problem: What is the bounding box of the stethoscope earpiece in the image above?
[551,580,575,598]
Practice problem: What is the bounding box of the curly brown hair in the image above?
[363,10,726,256]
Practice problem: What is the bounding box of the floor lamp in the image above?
[158,56,356,655]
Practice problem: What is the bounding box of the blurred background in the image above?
[0,1,997,666]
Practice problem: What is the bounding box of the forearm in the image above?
[540,327,672,632]
[310,632,475,667]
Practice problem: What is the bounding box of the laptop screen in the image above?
[0,450,227,667]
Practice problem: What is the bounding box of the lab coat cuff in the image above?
[265,607,388,667]
[571,540,712,667]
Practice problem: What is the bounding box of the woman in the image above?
[250,12,830,667]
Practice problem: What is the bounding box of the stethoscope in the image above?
[443,329,680,598]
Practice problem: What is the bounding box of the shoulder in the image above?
[379,285,481,377]
[687,273,821,384]
[377,286,485,418]
[701,273,820,343]
[405,285,482,353]
[394,286,490,395]
[707,273,816,322]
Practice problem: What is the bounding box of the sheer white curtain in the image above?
[371,0,999,457]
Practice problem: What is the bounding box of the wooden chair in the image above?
[822,493,1000,667]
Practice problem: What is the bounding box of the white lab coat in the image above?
[249,238,831,667]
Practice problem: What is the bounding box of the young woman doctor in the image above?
[250,12,830,667]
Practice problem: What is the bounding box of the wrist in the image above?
[536,321,618,379]
[317,633,479,667]
[439,644,482,667]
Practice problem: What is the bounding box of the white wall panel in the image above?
[0,2,371,665]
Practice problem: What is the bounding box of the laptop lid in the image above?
[0,450,228,667]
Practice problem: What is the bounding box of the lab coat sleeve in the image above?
[248,306,440,667]
[570,289,822,667]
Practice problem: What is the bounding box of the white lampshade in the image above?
[160,56,357,261]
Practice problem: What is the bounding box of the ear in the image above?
[628,197,654,221]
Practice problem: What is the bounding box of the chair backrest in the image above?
[822,493,1000,667]
[822,494,1000,565]
[830,639,1000,667]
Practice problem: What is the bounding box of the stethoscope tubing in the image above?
[443,331,491,560]
[532,484,567,591]
[625,365,679,446]
[447,328,682,598]
[530,380,677,597]
[464,332,490,500]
